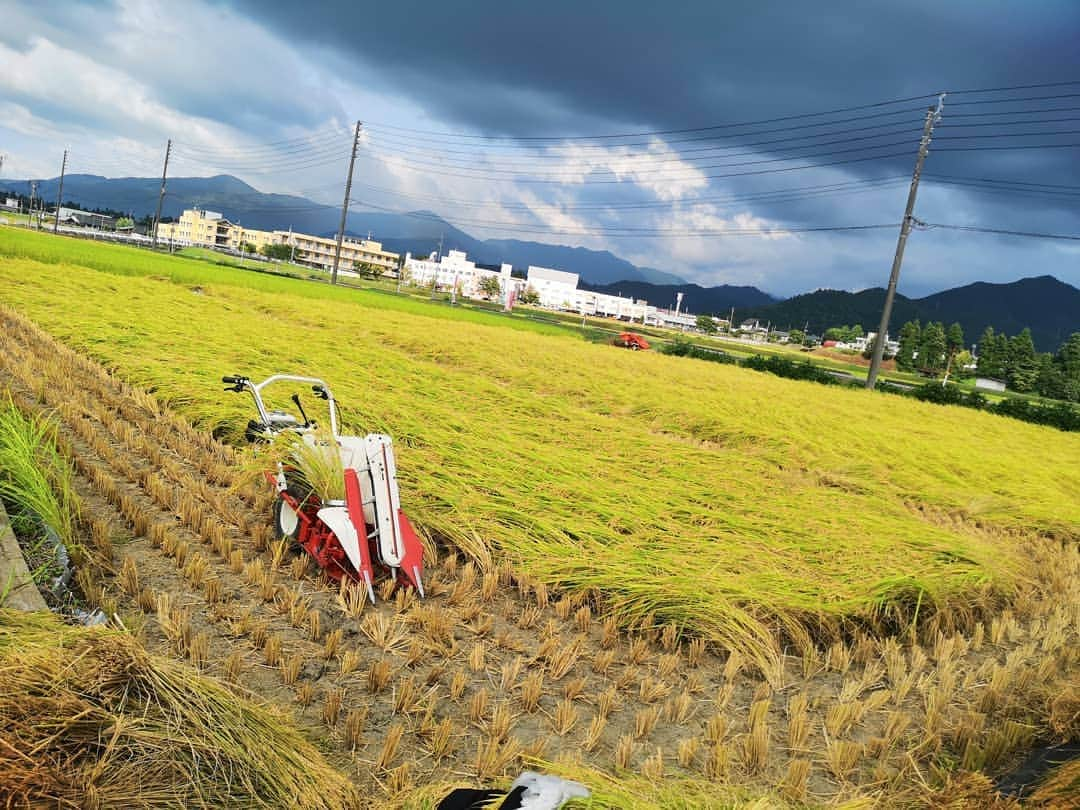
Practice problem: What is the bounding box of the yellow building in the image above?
[157,209,398,273]
[156,209,246,248]
[284,232,399,274]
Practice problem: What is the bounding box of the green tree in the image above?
[1006,328,1039,392]
[847,324,863,342]
[976,327,1001,378]
[1058,332,1080,382]
[946,323,965,355]
[115,216,134,230]
[519,286,540,305]
[823,327,844,342]
[478,275,502,299]
[919,322,947,373]
[951,349,975,380]
[695,314,718,334]
[787,329,805,346]
[260,243,293,261]
[896,320,921,371]
[1035,354,1068,401]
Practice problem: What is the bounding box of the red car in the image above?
[615,332,650,351]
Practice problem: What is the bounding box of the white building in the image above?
[526,266,580,309]
[404,250,520,301]
[569,289,655,322]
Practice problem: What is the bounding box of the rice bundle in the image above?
[0,609,360,809]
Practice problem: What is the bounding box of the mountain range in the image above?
[737,276,1079,353]
[3,174,1076,351]
[1,174,682,285]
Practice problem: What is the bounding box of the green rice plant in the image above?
[0,399,80,551]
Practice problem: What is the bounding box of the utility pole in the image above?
[53,149,68,234]
[430,234,444,300]
[331,121,362,285]
[29,181,37,228]
[152,139,171,248]
[866,95,945,389]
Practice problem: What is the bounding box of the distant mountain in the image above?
[740,288,922,335]
[580,280,778,312]
[1,175,686,286]
[742,277,1079,352]
[915,276,1079,351]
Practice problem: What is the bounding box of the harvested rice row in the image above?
[0,609,362,809]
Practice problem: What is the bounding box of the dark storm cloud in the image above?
[231,0,1077,133]
[225,0,1080,250]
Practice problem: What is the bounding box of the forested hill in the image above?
[740,275,1078,352]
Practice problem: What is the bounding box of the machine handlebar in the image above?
[222,374,249,392]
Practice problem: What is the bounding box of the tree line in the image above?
[894,319,1080,401]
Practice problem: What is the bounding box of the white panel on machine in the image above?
[365,434,403,568]
[316,506,363,575]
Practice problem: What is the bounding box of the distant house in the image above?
[2,197,19,212]
[822,340,839,348]
[975,377,1007,393]
[57,207,115,229]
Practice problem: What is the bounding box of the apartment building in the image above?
[155,209,399,273]
[286,232,399,275]
[157,209,240,247]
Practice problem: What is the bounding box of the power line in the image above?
[946,106,1080,118]
[348,176,911,212]
[948,79,1080,94]
[923,223,1080,241]
[361,140,920,182]
[949,92,1080,107]
[935,142,1080,151]
[363,125,923,169]
[925,173,1080,191]
[362,93,938,142]
[936,129,1080,140]
[171,125,351,154]
[348,199,899,237]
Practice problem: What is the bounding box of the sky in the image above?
[1,0,1079,297]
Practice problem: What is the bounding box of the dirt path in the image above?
[0,306,1075,806]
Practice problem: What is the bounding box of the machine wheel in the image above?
[630,343,640,351]
[272,485,311,542]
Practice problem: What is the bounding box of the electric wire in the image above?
[347,198,900,237]
[924,223,1080,240]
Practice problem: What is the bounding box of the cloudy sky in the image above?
[2,0,1079,296]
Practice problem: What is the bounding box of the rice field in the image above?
[1,227,1078,805]
[1,228,1077,674]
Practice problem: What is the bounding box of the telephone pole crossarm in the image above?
[865,94,945,390]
